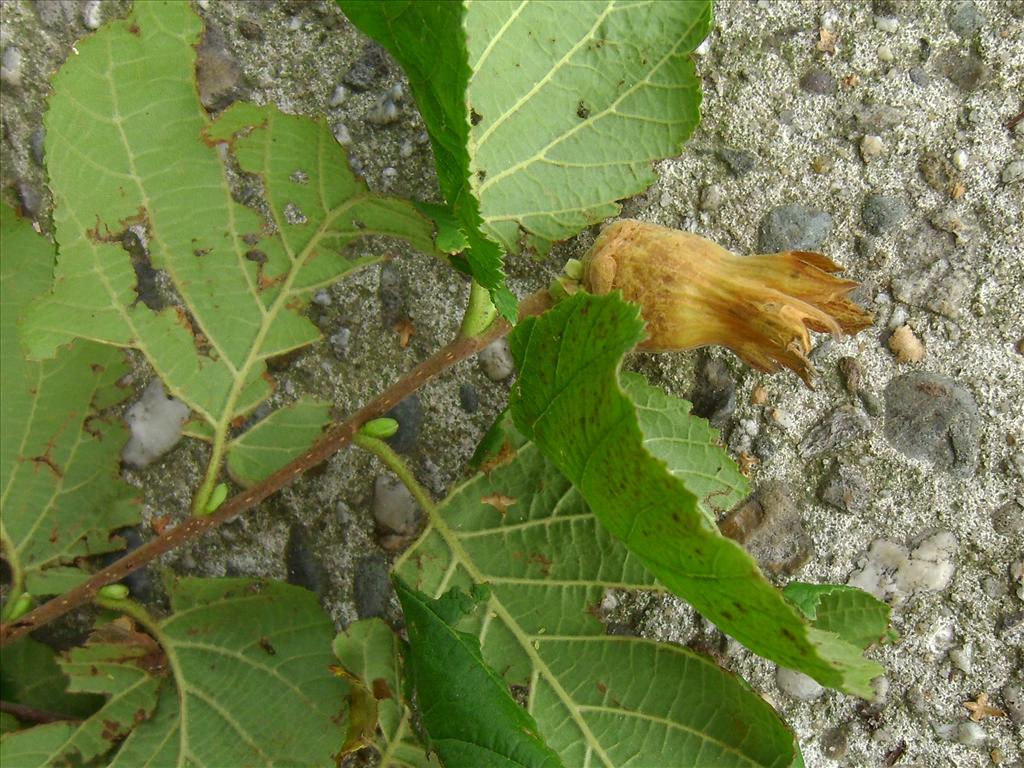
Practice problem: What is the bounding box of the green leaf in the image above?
[0,624,165,767]
[509,292,884,698]
[3,579,348,766]
[334,618,437,767]
[341,1,710,314]
[625,372,749,520]
[226,397,331,487]
[1,204,140,603]
[22,2,437,490]
[0,637,104,722]
[338,1,517,321]
[783,583,892,652]
[395,434,802,767]
[469,1,711,256]
[112,578,348,767]
[395,579,564,768]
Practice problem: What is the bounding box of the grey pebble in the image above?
[312,289,332,306]
[459,383,479,413]
[196,39,244,112]
[758,203,832,252]
[819,725,848,759]
[334,500,354,529]
[776,667,824,701]
[948,1,985,37]
[798,405,871,459]
[15,181,42,220]
[862,194,908,236]
[367,96,400,126]
[285,523,325,595]
[378,262,408,327]
[937,50,987,92]
[329,326,350,359]
[343,44,388,91]
[29,126,45,167]
[1,46,23,87]
[800,68,837,96]
[689,355,736,429]
[328,84,347,107]
[955,721,986,747]
[884,372,980,477]
[1002,684,1024,725]
[353,554,392,619]
[859,390,884,418]
[908,67,931,87]
[1002,160,1024,185]
[236,18,264,41]
[699,184,724,211]
[385,394,423,454]
[332,122,352,146]
[853,104,906,134]
[478,338,516,381]
[991,499,1024,538]
[372,474,419,534]
[717,147,757,177]
[726,482,812,576]
[819,464,870,514]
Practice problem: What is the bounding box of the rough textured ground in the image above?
[1,1,1021,766]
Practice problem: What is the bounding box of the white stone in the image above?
[372,474,419,534]
[694,36,711,56]
[860,134,885,161]
[122,379,190,468]
[478,338,516,381]
[332,122,352,145]
[328,84,347,107]
[877,45,894,63]
[1,46,22,87]
[952,149,969,170]
[874,15,899,33]
[82,0,102,30]
[776,667,824,701]
[848,532,957,603]
[700,184,724,211]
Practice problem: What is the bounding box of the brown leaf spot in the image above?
[30,454,63,478]
[371,678,392,700]
[479,440,516,474]
[481,493,516,516]
[101,719,122,742]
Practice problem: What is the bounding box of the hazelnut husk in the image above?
[582,219,873,384]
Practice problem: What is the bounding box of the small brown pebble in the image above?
[751,385,768,405]
[889,324,925,363]
[838,356,862,394]
[1016,338,1024,355]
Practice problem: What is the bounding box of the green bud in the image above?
[562,258,583,281]
[7,593,32,620]
[204,482,229,514]
[360,417,399,439]
[98,584,130,600]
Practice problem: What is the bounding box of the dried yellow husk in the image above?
[582,219,873,384]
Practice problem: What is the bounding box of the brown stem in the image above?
[0,699,79,725]
[0,290,552,646]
